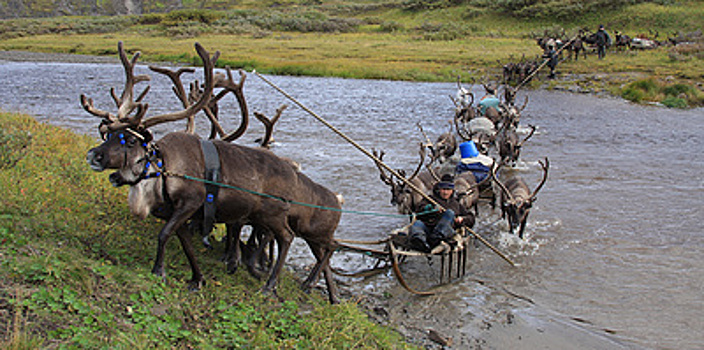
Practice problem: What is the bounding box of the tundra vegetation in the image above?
[0,112,411,349]
[0,0,702,106]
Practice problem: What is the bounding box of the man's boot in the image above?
[409,233,431,253]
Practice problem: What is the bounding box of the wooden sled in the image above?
[334,224,475,296]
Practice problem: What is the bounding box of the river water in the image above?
[1,60,702,349]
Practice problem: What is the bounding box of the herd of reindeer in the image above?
[373,77,548,244]
[502,28,703,84]
[81,41,549,304]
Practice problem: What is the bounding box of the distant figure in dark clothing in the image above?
[543,46,559,78]
[595,25,611,59]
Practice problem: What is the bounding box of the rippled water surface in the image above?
[1,60,702,349]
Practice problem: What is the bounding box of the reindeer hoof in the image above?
[187,279,205,291]
[259,286,282,302]
[226,261,240,275]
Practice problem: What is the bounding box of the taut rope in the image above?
[253,70,444,210]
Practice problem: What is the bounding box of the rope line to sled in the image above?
[166,172,439,218]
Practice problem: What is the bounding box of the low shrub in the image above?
[378,20,405,33]
[668,42,704,61]
[162,9,223,26]
[661,96,688,108]
[621,78,703,108]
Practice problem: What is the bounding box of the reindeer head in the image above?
[373,145,427,215]
[430,131,458,164]
[497,124,536,165]
[83,42,218,185]
[86,128,158,187]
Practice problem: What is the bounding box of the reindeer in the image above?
[373,147,434,216]
[82,42,343,303]
[564,35,587,60]
[496,124,536,166]
[150,53,286,281]
[613,31,632,51]
[491,158,549,239]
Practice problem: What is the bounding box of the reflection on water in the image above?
[1,60,702,349]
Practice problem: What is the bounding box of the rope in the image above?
[253,70,445,211]
[166,171,439,219]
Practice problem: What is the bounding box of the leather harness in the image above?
[200,139,221,236]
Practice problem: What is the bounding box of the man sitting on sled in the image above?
[409,174,475,253]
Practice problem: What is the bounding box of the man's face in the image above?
[439,188,454,200]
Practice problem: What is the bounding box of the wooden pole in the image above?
[515,34,579,92]
[254,70,444,209]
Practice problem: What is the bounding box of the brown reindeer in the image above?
[375,144,481,218]
[83,42,343,303]
[149,53,287,280]
[496,124,536,166]
[492,158,549,239]
[373,147,434,216]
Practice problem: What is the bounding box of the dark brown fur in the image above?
[87,131,342,303]
[493,159,549,239]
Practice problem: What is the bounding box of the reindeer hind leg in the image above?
[260,221,293,299]
[302,242,338,304]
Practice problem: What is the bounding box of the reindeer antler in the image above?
[517,125,537,148]
[529,157,550,202]
[372,149,395,187]
[490,161,513,202]
[81,41,151,134]
[147,65,197,132]
[81,42,218,135]
[212,68,250,142]
[253,104,287,149]
[140,43,217,130]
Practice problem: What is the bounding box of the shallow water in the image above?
[1,59,702,349]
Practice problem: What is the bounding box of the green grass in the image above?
[0,111,414,349]
[621,77,704,107]
[1,2,702,106]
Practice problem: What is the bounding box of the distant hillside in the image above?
[0,0,695,26]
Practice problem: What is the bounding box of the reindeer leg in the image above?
[224,223,244,274]
[519,218,528,239]
[302,244,339,304]
[261,223,293,298]
[151,209,195,281]
[245,226,273,279]
[301,244,327,290]
[322,261,339,304]
[175,225,205,291]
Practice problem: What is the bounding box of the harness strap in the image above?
[200,140,221,236]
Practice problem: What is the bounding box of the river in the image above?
[1,59,702,349]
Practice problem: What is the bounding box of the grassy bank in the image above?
[0,111,412,349]
[0,1,703,107]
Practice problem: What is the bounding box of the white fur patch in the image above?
[128,179,160,220]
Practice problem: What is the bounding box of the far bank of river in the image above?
[0,49,672,105]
